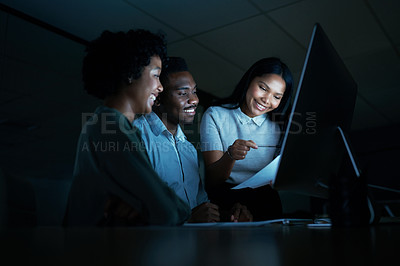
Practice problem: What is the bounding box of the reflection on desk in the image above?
[1,223,399,266]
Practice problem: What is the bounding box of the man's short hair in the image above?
[160,57,189,86]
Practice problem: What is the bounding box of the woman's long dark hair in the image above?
[214,57,293,123]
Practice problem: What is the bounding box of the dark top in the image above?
[65,106,190,226]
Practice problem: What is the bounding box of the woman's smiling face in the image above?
[128,56,163,114]
[241,73,286,118]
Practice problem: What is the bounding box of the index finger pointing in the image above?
[245,140,258,149]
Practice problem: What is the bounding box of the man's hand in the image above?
[230,202,253,222]
[187,202,220,223]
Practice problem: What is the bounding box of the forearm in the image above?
[101,147,191,225]
[205,150,235,187]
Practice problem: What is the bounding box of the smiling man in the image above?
[134,57,252,223]
[133,57,219,223]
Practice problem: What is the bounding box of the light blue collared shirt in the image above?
[200,106,281,184]
[133,112,208,209]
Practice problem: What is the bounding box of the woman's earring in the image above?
[127,77,132,84]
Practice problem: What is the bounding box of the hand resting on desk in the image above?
[187,202,221,223]
[230,202,253,222]
[187,202,253,223]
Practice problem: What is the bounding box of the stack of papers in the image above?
[232,155,281,190]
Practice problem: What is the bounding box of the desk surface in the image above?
[1,223,400,266]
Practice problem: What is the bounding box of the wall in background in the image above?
[0,9,100,225]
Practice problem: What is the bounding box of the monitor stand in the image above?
[329,126,379,226]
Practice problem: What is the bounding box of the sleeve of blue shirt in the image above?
[200,107,224,152]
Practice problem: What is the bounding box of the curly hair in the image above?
[82,29,167,99]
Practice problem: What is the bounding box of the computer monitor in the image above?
[273,23,358,199]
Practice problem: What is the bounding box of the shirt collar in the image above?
[174,125,186,142]
[145,112,186,142]
[234,107,267,127]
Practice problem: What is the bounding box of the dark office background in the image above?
[0,0,399,226]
